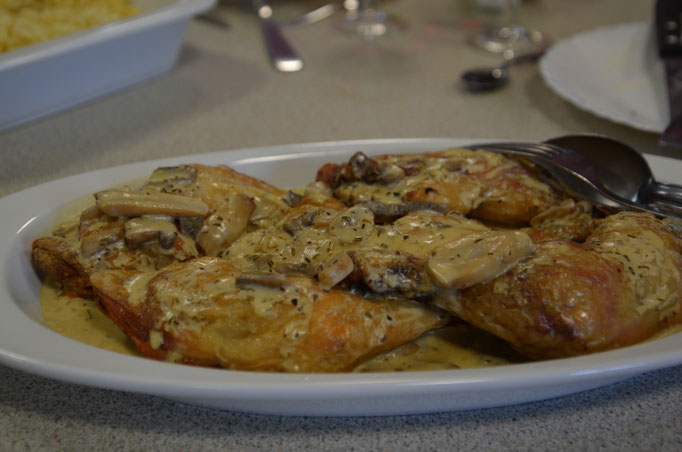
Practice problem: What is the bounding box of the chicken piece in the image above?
[315,148,567,226]
[436,212,682,359]
[90,257,449,372]
[32,164,290,298]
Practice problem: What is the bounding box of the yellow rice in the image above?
[0,0,139,54]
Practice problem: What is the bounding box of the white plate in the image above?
[0,0,216,132]
[2,138,682,417]
[539,22,669,133]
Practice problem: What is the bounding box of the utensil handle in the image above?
[648,181,682,207]
[656,0,682,57]
[260,18,303,72]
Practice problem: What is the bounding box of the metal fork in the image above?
[467,141,682,219]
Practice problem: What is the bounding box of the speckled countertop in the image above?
[1,0,681,450]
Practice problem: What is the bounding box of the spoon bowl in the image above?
[460,50,545,92]
[461,67,509,91]
[545,134,682,214]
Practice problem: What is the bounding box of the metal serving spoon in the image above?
[460,50,545,91]
[545,134,682,215]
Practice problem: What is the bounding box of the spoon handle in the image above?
[261,19,303,72]
[647,181,682,208]
[252,0,303,72]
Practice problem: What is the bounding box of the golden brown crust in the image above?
[440,212,682,359]
[32,237,92,299]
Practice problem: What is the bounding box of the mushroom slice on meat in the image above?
[427,230,535,289]
[283,190,304,207]
[145,165,198,187]
[359,201,450,224]
[376,161,405,183]
[235,272,290,289]
[176,216,204,240]
[283,209,321,236]
[347,152,380,181]
[95,190,209,218]
[348,250,431,296]
[317,252,354,290]
[196,193,256,256]
[124,216,179,249]
[79,218,126,257]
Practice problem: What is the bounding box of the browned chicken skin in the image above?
[91,257,449,372]
[436,212,682,359]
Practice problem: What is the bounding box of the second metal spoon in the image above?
[460,50,544,91]
[545,134,682,216]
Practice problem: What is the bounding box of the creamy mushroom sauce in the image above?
[41,281,139,356]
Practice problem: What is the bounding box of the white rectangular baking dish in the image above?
[0,0,216,132]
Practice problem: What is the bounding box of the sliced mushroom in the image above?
[196,193,255,256]
[176,216,204,240]
[427,230,535,289]
[124,216,179,249]
[283,209,320,236]
[317,252,354,290]
[376,161,405,183]
[95,190,209,218]
[283,190,304,208]
[146,165,198,186]
[78,205,102,223]
[346,152,379,181]
[236,272,290,289]
[359,201,450,224]
[348,250,428,296]
[80,220,125,257]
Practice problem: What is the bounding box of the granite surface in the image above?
[1,0,681,449]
